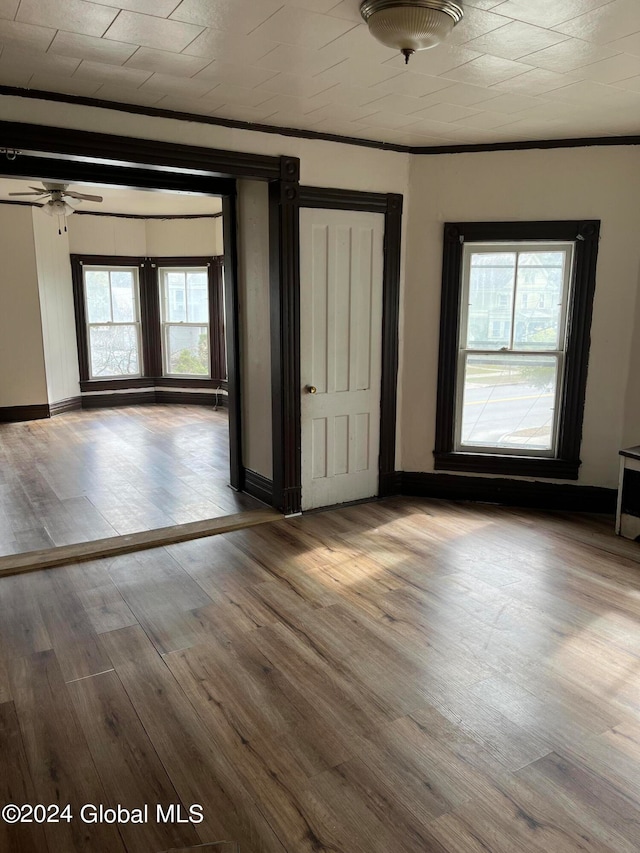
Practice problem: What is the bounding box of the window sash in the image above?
[83,266,143,380]
[455,242,574,458]
[159,267,211,378]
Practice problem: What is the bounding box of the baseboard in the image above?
[399,471,617,513]
[379,470,402,497]
[81,392,156,409]
[0,404,50,422]
[50,396,82,416]
[243,468,274,506]
[81,391,225,409]
[155,390,225,406]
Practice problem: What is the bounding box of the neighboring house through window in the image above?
[71,255,226,391]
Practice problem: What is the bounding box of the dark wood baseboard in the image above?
[400,471,617,513]
[50,396,82,416]
[81,391,226,409]
[243,469,274,506]
[0,404,50,422]
[154,390,227,407]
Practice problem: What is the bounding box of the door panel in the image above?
[300,208,384,511]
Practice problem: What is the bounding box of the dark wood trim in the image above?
[0,119,282,181]
[401,471,616,513]
[8,86,640,157]
[434,452,580,480]
[380,194,403,497]
[298,186,390,213]
[298,187,403,502]
[243,469,274,506]
[412,136,640,155]
[270,158,302,515]
[49,396,82,416]
[210,257,227,387]
[72,253,226,387]
[0,404,50,423]
[0,153,235,197]
[81,391,155,408]
[222,191,242,492]
[434,220,600,481]
[80,390,221,409]
[154,391,221,407]
[72,211,223,221]
[80,378,227,392]
[0,199,43,208]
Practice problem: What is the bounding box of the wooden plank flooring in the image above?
[0,405,262,557]
[1,497,640,851]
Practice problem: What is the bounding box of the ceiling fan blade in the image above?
[64,191,103,202]
[8,191,48,196]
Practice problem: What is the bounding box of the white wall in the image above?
[68,215,146,255]
[31,208,80,405]
[0,205,48,407]
[237,180,272,480]
[403,146,640,489]
[68,215,222,256]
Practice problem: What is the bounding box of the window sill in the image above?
[433,451,580,480]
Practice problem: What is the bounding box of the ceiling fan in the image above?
[9,181,103,216]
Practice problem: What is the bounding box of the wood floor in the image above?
[0,405,262,557]
[1,497,640,852]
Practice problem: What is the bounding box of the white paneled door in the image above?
[300,208,385,511]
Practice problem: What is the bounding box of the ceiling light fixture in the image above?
[360,0,464,64]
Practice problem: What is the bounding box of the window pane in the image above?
[187,271,209,322]
[519,252,565,267]
[166,325,209,375]
[460,354,558,452]
[166,272,186,322]
[514,262,564,350]
[466,254,516,350]
[85,270,111,323]
[110,270,136,323]
[471,253,516,267]
[89,325,140,377]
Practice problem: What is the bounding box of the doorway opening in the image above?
[0,175,264,559]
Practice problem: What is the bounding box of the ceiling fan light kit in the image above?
[360,0,464,63]
[8,182,104,234]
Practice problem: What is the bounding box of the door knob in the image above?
[306,385,317,394]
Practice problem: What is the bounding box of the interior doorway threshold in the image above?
[0,508,281,578]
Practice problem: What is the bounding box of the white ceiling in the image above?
[1,0,640,147]
[0,178,223,214]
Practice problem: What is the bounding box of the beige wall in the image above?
[0,95,411,195]
[68,215,222,256]
[237,180,272,480]
[0,205,47,407]
[32,208,80,405]
[403,146,640,488]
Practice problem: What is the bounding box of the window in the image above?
[72,255,226,391]
[83,266,142,379]
[435,221,600,479]
[159,267,210,377]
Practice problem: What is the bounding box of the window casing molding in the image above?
[434,221,600,480]
[71,254,227,392]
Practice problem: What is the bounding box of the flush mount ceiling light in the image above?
[360,0,464,64]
